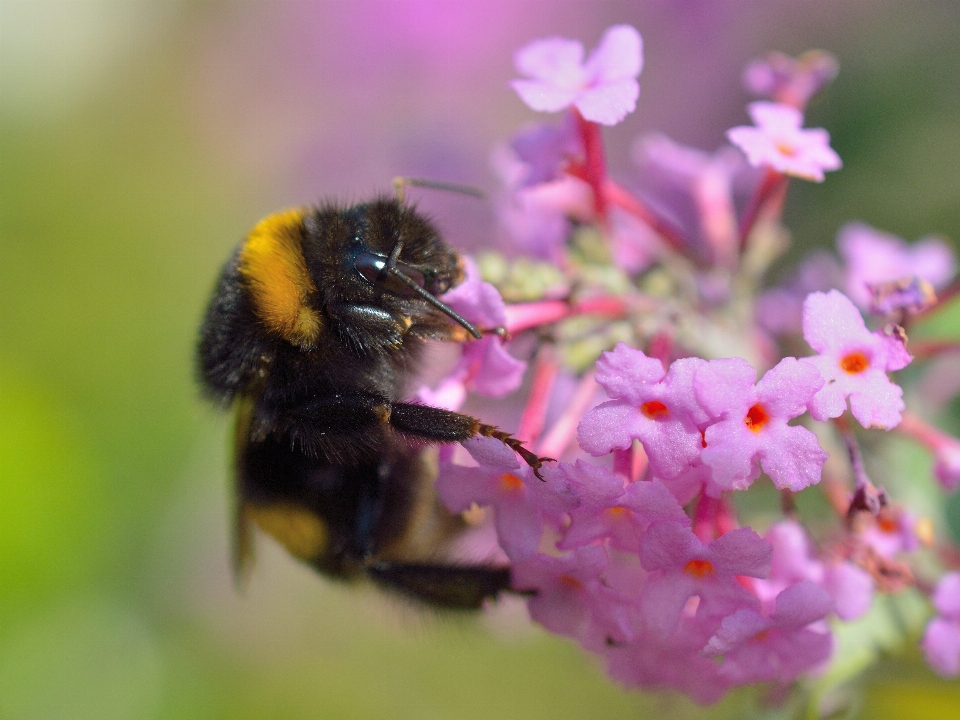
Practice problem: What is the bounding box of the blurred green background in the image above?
[1,2,958,718]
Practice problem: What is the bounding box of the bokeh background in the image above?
[2,1,959,718]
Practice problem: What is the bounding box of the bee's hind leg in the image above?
[388,402,553,478]
[367,560,512,609]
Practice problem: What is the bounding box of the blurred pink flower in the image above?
[838,222,957,310]
[511,24,643,126]
[727,101,841,181]
[922,573,960,677]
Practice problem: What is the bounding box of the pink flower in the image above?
[704,581,834,684]
[578,345,708,480]
[511,25,643,126]
[838,222,957,310]
[694,357,828,492]
[921,573,960,677]
[727,101,842,181]
[801,290,912,429]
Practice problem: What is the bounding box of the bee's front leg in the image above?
[388,402,553,478]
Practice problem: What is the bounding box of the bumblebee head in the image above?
[237,199,477,352]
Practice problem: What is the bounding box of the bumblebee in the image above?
[198,197,544,608]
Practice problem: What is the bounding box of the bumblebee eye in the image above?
[431,276,451,295]
[354,252,427,297]
[354,252,388,284]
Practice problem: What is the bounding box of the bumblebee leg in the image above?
[367,560,511,609]
[389,402,553,478]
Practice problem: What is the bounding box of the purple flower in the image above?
[559,472,690,553]
[838,222,957,311]
[755,251,843,336]
[727,101,842,182]
[418,257,526,407]
[934,437,960,492]
[704,581,834,684]
[435,436,577,561]
[862,507,922,558]
[638,522,771,637]
[630,133,752,265]
[742,50,839,108]
[801,290,912,429]
[757,521,874,621]
[897,413,960,492]
[512,545,635,648]
[921,573,960,677]
[511,24,643,126]
[509,115,583,187]
[578,345,708,480]
[605,619,731,704]
[694,357,828,492]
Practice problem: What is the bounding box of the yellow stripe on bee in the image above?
[239,209,323,348]
[246,502,329,561]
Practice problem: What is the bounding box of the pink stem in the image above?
[603,179,692,259]
[612,448,633,480]
[693,494,717,543]
[714,495,738,536]
[896,411,951,450]
[572,109,608,218]
[536,371,599,459]
[909,339,960,360]
[631,443,649,482]
[504,296,628,335]
[516,348,560,444]
[738,167,788,250]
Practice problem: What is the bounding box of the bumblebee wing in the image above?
[231,396,258,587]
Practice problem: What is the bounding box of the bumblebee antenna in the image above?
[385,266,482,339]
[393,177,486,204]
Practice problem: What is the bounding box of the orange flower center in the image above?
[775,140,798,157]
[877,515,899,533]
[840,351,870,374]
[641,400,669,419]
[558,574,583,591]
[744,403,769,432]
[605,506,630,521]
[499,473,524,494]
[684,559,714,577]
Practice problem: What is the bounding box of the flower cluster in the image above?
[417,25,960,707]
